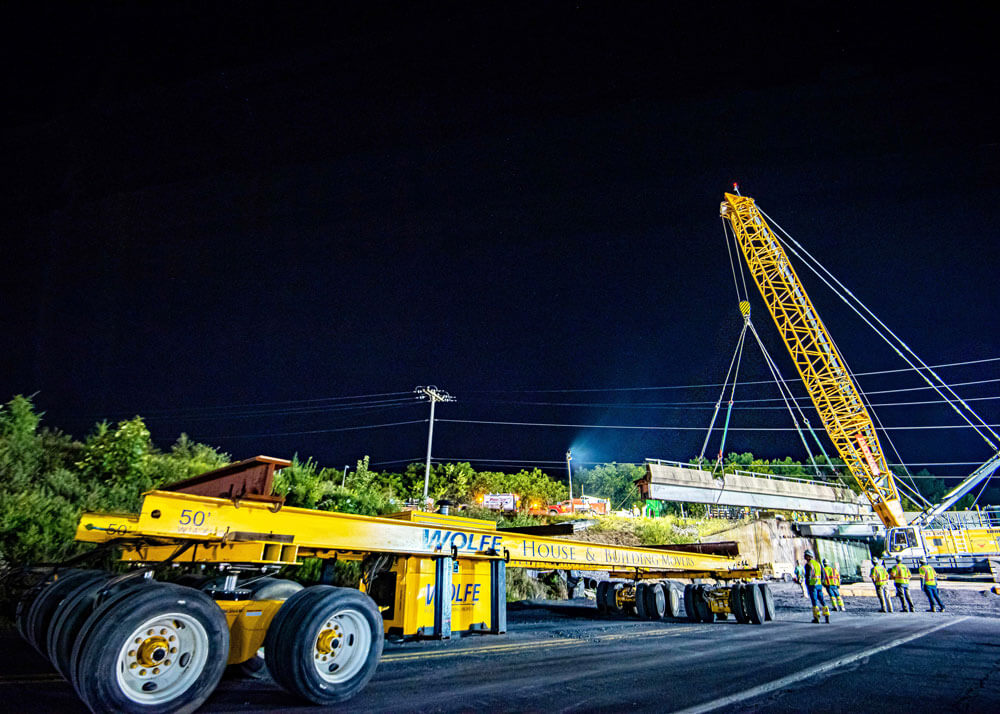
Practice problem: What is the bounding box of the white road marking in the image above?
[669,616,968,714]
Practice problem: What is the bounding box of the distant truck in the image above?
[545,496,610,516]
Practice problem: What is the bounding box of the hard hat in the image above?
[804,549,814,558]
[895,557,902,563]
[919,557,928,563]
[871,558,878,565]
[822,558,829,565]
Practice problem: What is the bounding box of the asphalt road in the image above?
[3,599,998,713]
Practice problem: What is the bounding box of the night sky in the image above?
[3,3,998,491]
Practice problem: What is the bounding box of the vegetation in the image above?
[584,515,737,547]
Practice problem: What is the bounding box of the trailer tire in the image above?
[683,584,697,620]
[730,584,749,624]
[758,583,776,621]
[605,583,625,615]
[596,581,609,614]
[644,582,667,620]
[15,577,51,645]
[24,569,100,655]
[265,586,383,705]
[47,570,119,675]
[69,578,160,693]
[664,583,682,619]
[635,583,649,619]
[742,582,766,625]
[72,583,229,714]
[692,585,714,623]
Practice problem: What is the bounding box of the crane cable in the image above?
[698,321,748,468]
[752,205,944,499]
[744,319,826,479]
[758,207,1000,451]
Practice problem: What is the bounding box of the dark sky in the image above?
[3,3,998,491]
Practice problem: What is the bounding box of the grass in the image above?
[586,515,739,546]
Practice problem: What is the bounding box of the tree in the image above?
[574,463,644,509]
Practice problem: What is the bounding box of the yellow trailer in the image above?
[15,456,773,714]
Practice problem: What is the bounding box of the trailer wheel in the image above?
[72,583,229,714]
[24,569,99,655]
[644,582,667,620]
[742,582,766,625]
[757,583,776,621]
[664,583,682,619]
[692,585,714,623]
[605,583,625,615]
[52,571,152,681]
[265,586,384,705]
[683,584,697,620]
[635,583,649,619]
[47,571,119,674]
[596,581,609,614]
[730,584,749,624]
[15,577,50,645]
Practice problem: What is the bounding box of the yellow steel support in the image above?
[77,490,747,576]
[216,599,284,665]
[720,192,905,528]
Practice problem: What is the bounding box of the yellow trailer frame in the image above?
[20,458,772,713]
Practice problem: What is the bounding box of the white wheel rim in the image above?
[312,608,371,684]
[115,612,209,705]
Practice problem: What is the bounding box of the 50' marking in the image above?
[179,509,208,526]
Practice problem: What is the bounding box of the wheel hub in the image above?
[136,635,170,667]
[315,624,343,659]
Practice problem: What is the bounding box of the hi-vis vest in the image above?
[832,566,841,587]
[890,564,911,584]
[822,565,835,586]
[918,564,937,586]
[806,559,823,586]
[872,564,889,586]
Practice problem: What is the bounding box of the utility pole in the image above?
[416,386,456,504]
[341,464,348,487]
[565,450,573,506]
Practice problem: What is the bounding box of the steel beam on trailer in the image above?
[76,490,746,576]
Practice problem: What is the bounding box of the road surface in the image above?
[2,596,998,713]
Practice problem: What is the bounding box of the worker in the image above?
[832,561,846,611]
[871,558,893,613]
[889,557,915,612]
[793,560,807,597]
[821,558,845,611]
[804,549,830,623]
[918,557,945,612]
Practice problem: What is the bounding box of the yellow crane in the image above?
[720,191,1000,567]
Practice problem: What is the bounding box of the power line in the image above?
[470,392,1000,411]
[194,419,428,440]
[467,356,1000,394]
[88,391,420,420]
[140,399,424,422]
[437,418,1000,432]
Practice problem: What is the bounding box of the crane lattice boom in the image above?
[720,192,906,528]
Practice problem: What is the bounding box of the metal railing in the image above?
[645,458,852,489]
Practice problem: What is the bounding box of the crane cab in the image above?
[886,526,920,555]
